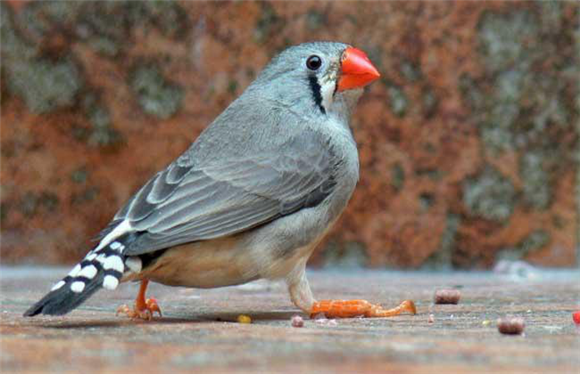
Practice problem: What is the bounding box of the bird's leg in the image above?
[310,299,416,318]
[288,270,316,313]
[116,279,162,320]
[287,271,416,319]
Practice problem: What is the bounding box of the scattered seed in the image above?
[315,317,328,325]
[291,315,304,328]
[497,317,525,335]
[434,289,461,304]
[313,317,338,327]
[573,311,580,325]
[237,314,252,324]
[312,313,327,320]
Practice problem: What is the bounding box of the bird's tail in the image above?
[23,234,135,317]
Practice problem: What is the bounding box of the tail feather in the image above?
[24,234,136,317]
[24,272,106,316]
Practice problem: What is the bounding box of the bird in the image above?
[24,41,416,320]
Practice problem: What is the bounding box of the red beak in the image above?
[337,47,381,92]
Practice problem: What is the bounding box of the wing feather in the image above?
[103,131,339,255]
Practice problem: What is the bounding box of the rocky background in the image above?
[1,1,578,269]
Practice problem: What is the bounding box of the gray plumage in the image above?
[25,41,375,317]
[107,42,360,255]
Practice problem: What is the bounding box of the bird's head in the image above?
[249,42,380,119]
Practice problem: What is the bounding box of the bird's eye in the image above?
[306,55,322,71]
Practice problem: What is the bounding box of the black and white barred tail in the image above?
[24,233,141,317]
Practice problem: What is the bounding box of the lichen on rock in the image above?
[129,64,184,120]
[497,230,551,261]
[519,150,551,210]
[463,166,516,223]
[2,3,83,114]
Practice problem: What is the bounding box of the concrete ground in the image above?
[1,267,579,374]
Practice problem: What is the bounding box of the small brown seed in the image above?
[291,315,304,328]
[434,289,461,304]
[497,317,525,335]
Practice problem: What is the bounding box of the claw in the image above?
[368,299,416,317]
[145,297,162,317]
[116,304,131,317]
[115,279,162,320]
[116,301,160,320]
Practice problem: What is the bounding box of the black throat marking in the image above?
[308,76,326,115]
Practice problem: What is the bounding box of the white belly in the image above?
[125,197,343,289]
[132,236,259,288]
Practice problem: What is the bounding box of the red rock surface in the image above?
[1,1,578,268]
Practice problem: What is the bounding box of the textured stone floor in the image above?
[1,267,579,374]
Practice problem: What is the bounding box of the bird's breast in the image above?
[133,236,260,288]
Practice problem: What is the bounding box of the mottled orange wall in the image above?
[1,1,578,268]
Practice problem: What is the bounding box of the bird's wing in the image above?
[102,132,340,255]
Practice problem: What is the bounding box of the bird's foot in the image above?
[310,299,416,319]
[116,298,162,320]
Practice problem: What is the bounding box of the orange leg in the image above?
[310,299,416,319]
[288,269,416,319]
[116,279,162,320]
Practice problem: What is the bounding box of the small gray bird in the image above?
[25,41,415,319]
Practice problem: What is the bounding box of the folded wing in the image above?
[102,132,339,255]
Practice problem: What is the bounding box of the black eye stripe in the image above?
[306,55,322,71]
